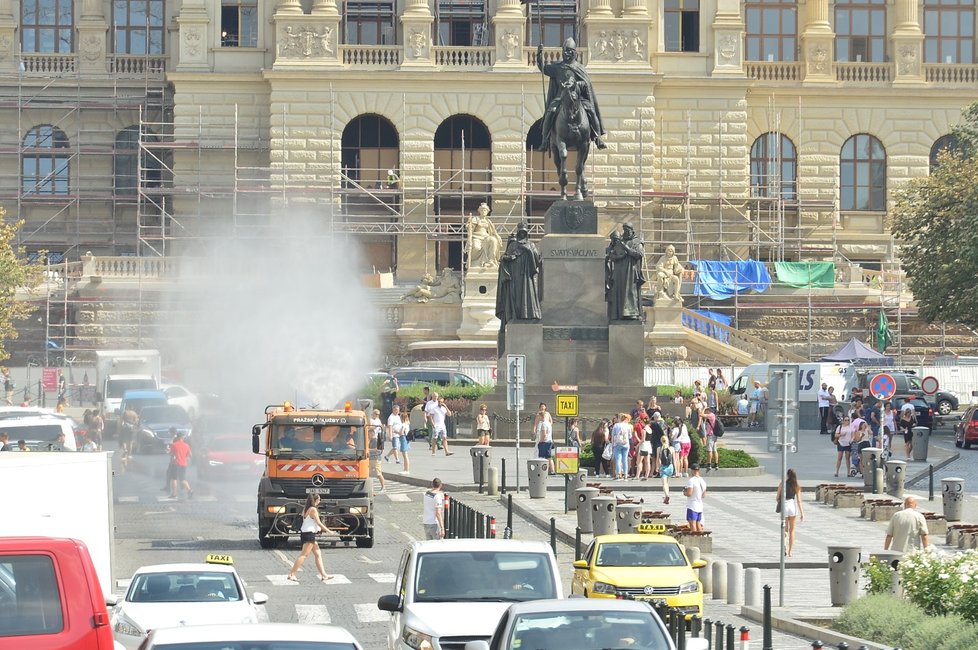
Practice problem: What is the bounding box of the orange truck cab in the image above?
[0,537,118,650]
[253,402,375,549]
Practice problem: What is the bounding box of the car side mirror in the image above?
[465,642,491,650]
[572,560,588,570]
[377,594,402,612]
[252,591,268,605]
[105,595,120,607]
[692,559,707,569]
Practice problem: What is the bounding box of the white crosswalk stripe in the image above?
[256,605,270,623]
[266,575,299,587]
[194,495,218,502]
[295,604,331,624]
[118,496,139,503]
[234,495,253,503]
[368,573,396,583]
[354,603,389,623]
[324,574,352,584]
[387,493,411,502]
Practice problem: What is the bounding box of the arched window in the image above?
[115,126,162,195]
[840,134,886,211]
[341,114,400,188]
[750,132,797,200]
[929,134,961,170]
[22,125,69,195]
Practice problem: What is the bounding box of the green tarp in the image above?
[773,262,836,288]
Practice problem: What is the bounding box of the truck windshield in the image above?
[271,424,365,459]
[106,378,157,399]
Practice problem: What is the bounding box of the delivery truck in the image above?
[95,350,162,433]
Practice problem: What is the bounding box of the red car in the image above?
[955,405,978,449]
[197,433,264,478]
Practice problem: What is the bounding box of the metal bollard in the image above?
[739,626,750,650]
[704,619,712,646]
[727,562,744,605]
[549,517,556,556]
[810,643,823,650]
[488,466,499,496]
[744,568,761,608]
[714,621,724,650]
[873,467,884,495]
[691,616,702,639]
[762,585,773,650]
[712,560,727,601]
[837,643,849,650]
[575,527,582,560]
[501,457,507,494]
[929,465,934,501]
[726,624,735,650]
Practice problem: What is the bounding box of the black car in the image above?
[856,371,959,415]
[133,404,193,454]
[891,396,935,432]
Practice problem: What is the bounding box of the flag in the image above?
[876,309,892,353]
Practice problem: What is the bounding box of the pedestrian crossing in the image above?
[257,602,391,625]
[114,482,421,505]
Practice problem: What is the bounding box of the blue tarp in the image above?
[691,260,772,300]
[682,309,732,344]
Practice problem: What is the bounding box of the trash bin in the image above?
[446,414,457,439]
[591,496,616,536]
[873,551,903,597]
[470,445,491,484]
[576,487,599,533]
[885,460,906,498]
[616,503,642,534]
[828,545,862,606]
[566,470,588,512]
[911,426,930,462]
[860,448,882,491]
[527,459,549,499]
[943,477,965,522]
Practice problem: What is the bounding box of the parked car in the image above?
[390,367,479,388]
[161,384,201,420]
[891,395,935,433]
[854,370,959,415]
[0,415,78,451]
[133,405,193,454]
[955,405,978,449]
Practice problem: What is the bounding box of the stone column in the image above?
[401,0,435,69]
[711,0,744,76]
[76,0,109,74]
[176,0,211,70]
[492,0,527,69]
[586,0,613,18]
[892,0,924,83]
[801,0,834,83]
[274,0,342,68]
[0,0,16,74]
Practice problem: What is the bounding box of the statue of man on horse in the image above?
[536,37,607,201]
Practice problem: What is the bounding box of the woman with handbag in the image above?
[658,436,675,504]
[776,469,804,557]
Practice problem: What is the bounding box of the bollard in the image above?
[739,626,750,650]
[762,585,772,650]
[687,546,701,565]
[874,551,903,597]
[591,496,617,536]
[575,527,582,560]
[885,460,906,498]
[700,557,713,596]
[828,546,862,606]
[501,457,507,494]
[911,426,930,462]
[727,562,744,605]
[714,621,724,650]
[487,466,499,496]
[576,487,599,534]
[527,459,549,498]
[691,616,702,639]
[837,643,849,650]
[616,502,643,534]
[873,467,884,495]
[704,619,712,646]
[726,624,735,650]
[506,494,513,538]
[711,560,727,601]
[810,643,823,649]
[744,568,761,607]
[549,517,557,556]
[677,615,687,650]
[489,516,497,539]
[566,469,588,511]
[444,494,452,538]
[929,465,934,501]
[942,477,965,522]
[860,448,881,491]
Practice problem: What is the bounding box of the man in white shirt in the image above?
[884,496,929,552]
[422,478,446,539]
[683,464,708,533]
[384,404,402,463]
[817,382,831,435]
[425,393,454,456]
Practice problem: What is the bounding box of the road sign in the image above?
[870,373,896,400]
[554,447,579,474]
[506,354,526,411]
[766,364,799,453]
[921,376,940,395]
[556,394,579,417]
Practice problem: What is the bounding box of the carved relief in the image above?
[0,34,12,60]
[280,25,334,58]
[409,28,428,58]
[591,29,645,62]
[898,44,919,75]
[717,34,737,63]
[809,44,828,74]
[80,34,103,62]
[184,27,202,57]
[501,30,520,61]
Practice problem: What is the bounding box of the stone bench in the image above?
[871,503,903,522]
[833,491,865,508]
[921,512,948,537]
[862,498,901,520]
[946,524,978,546]
[817,483,850,503]
[641,511,671,527]
[676,531,713,554]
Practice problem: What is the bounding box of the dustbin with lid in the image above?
[526,459,549,499]
[576,487,599,533]
[470,445,491,484]
[828,545,862,606]
[885,460,906,498]
[616,503,642,534]
[591,496,616,536]
[860,447,882,491]
[565,470,588,511]
[943,477,965,522]
[911,426,930,462]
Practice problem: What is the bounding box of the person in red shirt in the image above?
[169,429,193,500]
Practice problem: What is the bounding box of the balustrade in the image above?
[341,45,402,67]
[432,47,494,69]
[835,61,892,83]
[19,54,77,74]
[745,60,802,82]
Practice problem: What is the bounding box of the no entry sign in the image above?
[921,376,940,395]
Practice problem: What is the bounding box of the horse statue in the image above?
[549,79,592,201]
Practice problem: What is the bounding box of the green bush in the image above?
[864,556,895,595]
[580,442,594,467]
[835,594,927,644]
[900,616,968,650]
[716,448,758,468]
[937,625,978,650]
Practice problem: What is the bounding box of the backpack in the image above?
[712,417,725,438]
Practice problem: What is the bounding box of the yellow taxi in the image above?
[570,529,706,617]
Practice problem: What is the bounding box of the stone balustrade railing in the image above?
[835,61,892,84]
[341,45,402,68]
[86,256,176,279]
[682,308,808,363]
[924,63,978,85]
[20,54,77,74]
[526,47,588,67]
[745,60,802,82]
[433,46,494,69]
[108,55,167,78]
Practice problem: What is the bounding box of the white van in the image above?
[730,363,851,402]
[0,415,78,451]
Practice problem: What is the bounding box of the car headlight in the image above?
[402,625,434,650]
[592,581,617,594]
[678,580,700,594]
[208,460,224,466]
[113,613,144,637]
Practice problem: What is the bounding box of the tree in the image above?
[892,102,978,329]
[0,207,42,361]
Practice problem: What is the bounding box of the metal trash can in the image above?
[527,459,549,499]
[566,470,588,512]
[576,487,600,533]
[470,445,491,484]
[616,503,642,534]
[860,447,882,491]
[873,551,903,597]
[591,496,616,536]
[911,426,930,462]
[885,460,906,498]
[828,545,862,606]
[943,477,965,522]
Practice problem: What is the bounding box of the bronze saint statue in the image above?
[605,223,646,320]
[495,221,542,327]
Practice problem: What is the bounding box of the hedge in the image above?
[834,594,978,650]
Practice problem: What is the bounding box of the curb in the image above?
[905,451,960,487]
[739,605,887,650]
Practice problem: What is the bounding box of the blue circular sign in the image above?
[870,373,896,400]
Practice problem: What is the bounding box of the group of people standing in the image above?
[825,385,919,478]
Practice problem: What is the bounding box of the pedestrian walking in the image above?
[590,420,610,477]
[287,494,334,583]
[384,404,402,464]
[610,414,631,480]
[898,401,917,460]
[57,369,67,406]
[567,417,583,449]
[476,404,492,446]
[884,496,929,552]
[423,478,445,540]
[675,418,691,477]
[369,408,386,492]
[2,368,13,406]
[833,416,853,477]
[658,436,674,504]
[425,393,454,456]
[701,407,719,471]
[683,464,707,533]
[168,429,193,499]
[776,468,804,557]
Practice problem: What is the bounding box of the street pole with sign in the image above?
[555,393,579,513]
[766,364,798,608]
[506,355,526,491]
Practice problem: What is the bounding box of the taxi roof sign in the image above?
[205,554,234,565]
[638,523,666,534]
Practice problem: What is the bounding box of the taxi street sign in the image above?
[554,446,579,474]
[638,523,666,534]
[556,394,579,417]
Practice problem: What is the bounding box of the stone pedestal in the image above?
[609,320,645,387]
[458,271,500,338]
[647,301,687,365]
[540,234,606,327]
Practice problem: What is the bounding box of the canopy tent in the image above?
[819,338,893,366]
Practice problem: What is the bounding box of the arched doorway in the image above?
[433,114,491,270]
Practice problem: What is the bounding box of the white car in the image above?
[377,539,563,650]
[161,384,200,420]
[138,623,364,649]
[110,555,267,649]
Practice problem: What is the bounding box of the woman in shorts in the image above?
[677,419,692,478]
[833,416,853,477]
[287,494,333,583]
[476,404,492,446]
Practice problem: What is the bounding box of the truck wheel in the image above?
[259,524,275,549]
[355,532,374,549]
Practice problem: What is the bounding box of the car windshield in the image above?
[272,424,365,459]
[595,542,688,568]
[508,611,667,650]
[127,571,242,603]
[107,378,157,399]
[414,552,556,602]
[153,644,356,650]
[140,405,191,424]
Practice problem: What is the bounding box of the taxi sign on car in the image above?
[205,554,234,565]
[638,523,666,534]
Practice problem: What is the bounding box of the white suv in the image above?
[377,539,563,650]
[0,415,77,451]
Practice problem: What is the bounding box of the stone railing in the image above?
[924,63,978,85]
[525,46,588,67]
[835,61,892,84]
[20,54,77,74]
[109,55,167,78]
[341,45,402,68]
[745,60,802,82]
[433,46,494,69]
[86,256,177,280]
[682,308,808,363]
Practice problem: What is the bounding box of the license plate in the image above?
[305,488,330,495]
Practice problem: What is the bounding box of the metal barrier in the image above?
[614,594,749,650]
[443,493,497,539]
